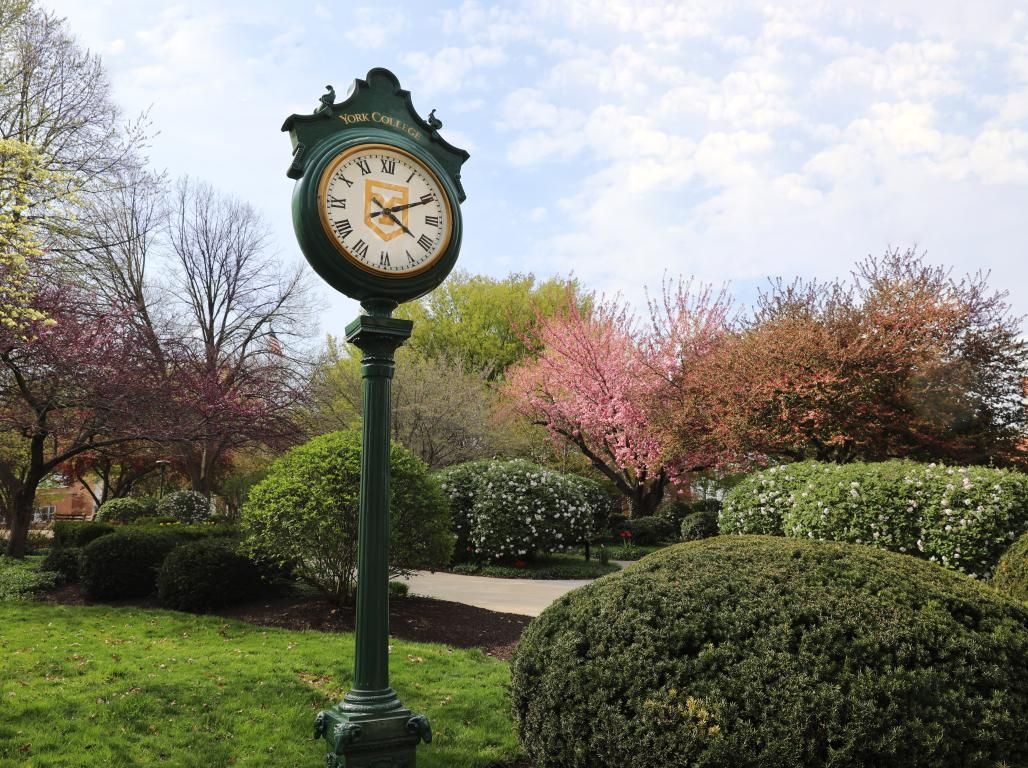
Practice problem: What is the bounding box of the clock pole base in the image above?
[315,703,431,768]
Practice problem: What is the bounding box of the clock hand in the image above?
[368,197,434,218]
[370,196,415,238]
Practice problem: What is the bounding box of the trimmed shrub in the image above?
[79,530,181,600]
[242,430,452,605]
[512,536,1028,768]
[156,490,214,523]
[127,521,239,542]
[127,515,177,525]
[157,539,262,612]
[993,531,1028,603]
[720,461,1028,577]
[437,459,598,562]
[680,509,719,541]
[51,521,115,549]
[94,496,156,523]
[660,498,721,529]
[40,546,82,584]
[658,499,692,528]
[626,516,676,546]
[388,580,409,599]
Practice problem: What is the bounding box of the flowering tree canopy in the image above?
[504,283,733,517]
[679,250,1028,467]
[0,285,164,556]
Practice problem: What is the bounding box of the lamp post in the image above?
[156,460,170,500]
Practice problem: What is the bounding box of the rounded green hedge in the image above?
[51,521,114,549]
[512,536,1028,768]
[40,546,81,584]
[680,509,719,541]
[242,430,452,605]
[720,461,1028,577]
[661,498,722,530]
[125,521,239,542]
[157,539,262,612]
[94,496,156,523]
[993,532,1028,603]
[437,459,599,562]
[79,530,182,600]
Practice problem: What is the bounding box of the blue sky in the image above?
[45,0,1028,340]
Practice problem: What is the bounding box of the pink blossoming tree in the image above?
[504,282,733,517]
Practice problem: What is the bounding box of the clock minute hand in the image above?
[369,197,434,218]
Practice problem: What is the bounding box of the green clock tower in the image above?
[283,68,469,768]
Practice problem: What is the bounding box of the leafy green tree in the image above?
[396,271,579,379]
[310,271,588,469]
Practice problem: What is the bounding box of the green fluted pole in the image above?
[314,300,432,767]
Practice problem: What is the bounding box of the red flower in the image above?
[619,530,632,540]
[514,559,527,568]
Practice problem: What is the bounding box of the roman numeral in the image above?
[380,158,396,174]
[379,251,390,267]
[405,171,416,183]
[356,158,371,175]
[327,195,346,209]
[406,250,417,266]
[353,239,369,259]
[335,173,354,188]
[417,234,434,252]
[420,193,434,204]
[333,218,353,239]
[425,215,439,227]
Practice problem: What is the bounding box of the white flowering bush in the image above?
[721,460,1028,578]
[719,462,827,536]
[156,490,214,523]
[437,459,600,562]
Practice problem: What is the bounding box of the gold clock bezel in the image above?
[316,143,454,280]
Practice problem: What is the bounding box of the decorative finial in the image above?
[427,109,443,130]
[316,85,336,116]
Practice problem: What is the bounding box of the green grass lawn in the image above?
[0,602,521,768]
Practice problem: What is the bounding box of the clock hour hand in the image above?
[370,196,415,237]
[368,197,434,218]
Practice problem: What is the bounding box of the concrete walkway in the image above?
[401,562,634,617]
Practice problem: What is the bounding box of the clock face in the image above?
[317,144,452,277]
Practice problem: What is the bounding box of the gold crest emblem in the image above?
[364,180,409,241]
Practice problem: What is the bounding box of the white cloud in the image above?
[401,45,507,95]
[816,41,963,100]
[38,0,1028,336]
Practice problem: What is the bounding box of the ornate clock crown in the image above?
[282,67,468,201]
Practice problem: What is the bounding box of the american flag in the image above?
[267,326,283,356]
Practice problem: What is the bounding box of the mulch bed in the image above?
[46,584,531,660]
[216,592,532,661]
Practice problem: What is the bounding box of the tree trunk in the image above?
[5,481,39,558]
[629,477,667,518]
